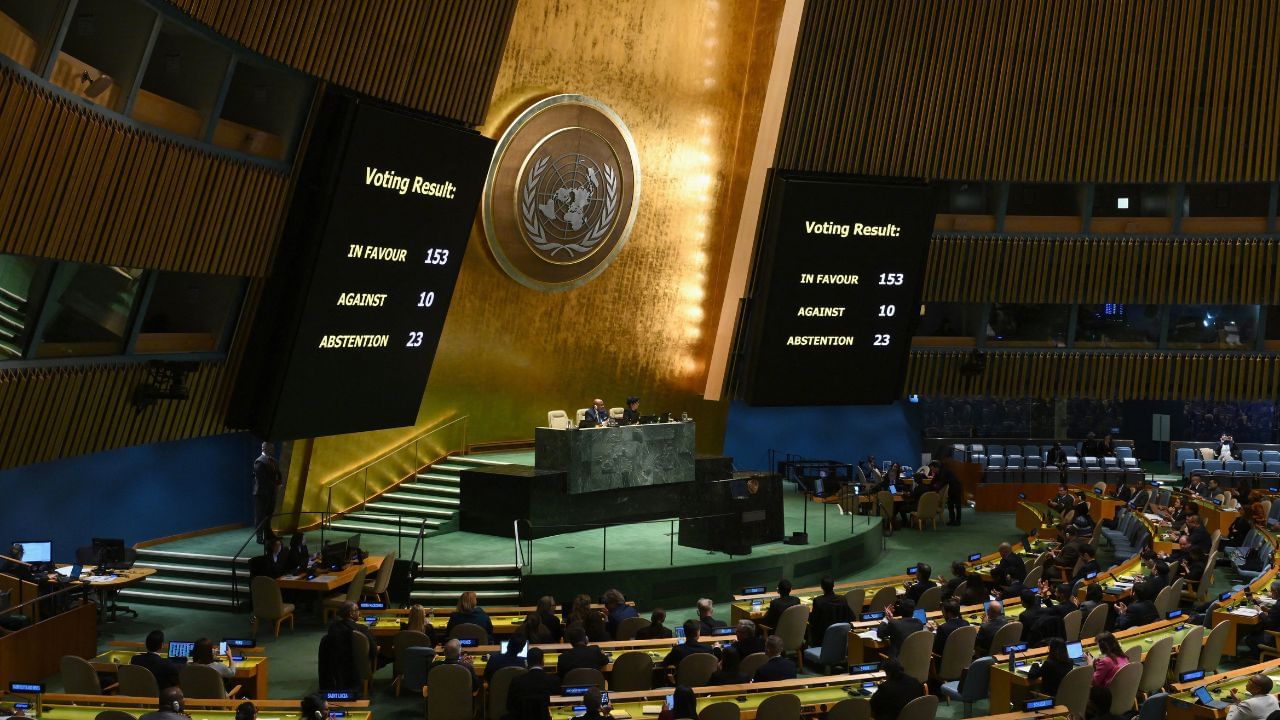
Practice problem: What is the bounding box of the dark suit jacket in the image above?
[1130,490,1150,510]
[1115,485,1134,503]
[661,641,715,668]
[1073,560,1101,583]
[932,617,970,655]
[998,553,1027,581]
[429,657,479,690]
[557,645,609,678]
[869,676,924,720]
[261,551,292,578]
[735,634,765,659]
[761,595,800,630]
[130,652,182,689]
[751,656,797,682]
[905,579,937,606]
[1114,601,1158,630]
[506,667,562,720]
[606,604,638,638]
[635,623,673,640]
[975,617,1009,655]
[538,609,563,643]
[1188,526,1212,552]
[809,593,853,645]
[252,456,281,496]
[483,650,526,681]
[876,618,924,658]
[1028,657,1073,696]
[699,616,728,636]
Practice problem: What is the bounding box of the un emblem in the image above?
[483,95,640,291]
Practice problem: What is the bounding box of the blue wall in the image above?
[0,432,257,556]
[723,400,923,471]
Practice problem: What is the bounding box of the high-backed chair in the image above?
[448,622,489,645]
[755,694,801,720]
[1137,637,1172,698]
[547,410,570,430]
[574,409,589,424]
[1199,621,1230,672]
[363,551,396,604]
[61,655,110,694]
[393,630,434,696]
[1080,603,1108,639]
[866,586,897,612]
[116,664,159,698]
[1055,665,1093,716]
[898,630,933,683]
[487,666,525,720]
[609,407,624,420]
[351,631,373,697]
[249,575,295,639]
[1062,609,1082,642]
[802,622,852,673]
[936,625,977,686]
[739,652,768,679]
[615,616,649,640]
[876,491,896,535]
[897,695,939,720]
[990,621,1023,652]
[844,588,866,614]
[697,702,740,720]
[563,667,606,689]
[915,585,942,612]
[609,651,655,691]
[911,492,941,530]
[94,712,136,720]
[774,604,810,664]
[1108,662,1143,714]
[940,654,992,715]
[322,566,368,622]
[675,652,718,687]
[426,663,475,720]
[179,664,239,699]
[1171,626,1203,680]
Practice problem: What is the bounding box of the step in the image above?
[135,561,240,580]
[413,576,521,586]
[429,463,471,474]
[417,472,462,484]
[329,520,445,538]
[135,548,249,565]
[0,340,20,358]
[449,455,514,466]
[0,287,26,307]
[382,489,460,507]
[410,590,522,602]
[346,512,443,529]
[417,564,521,574]
[407,482,460,496]
[363,501,455,519]
[117,588,241,608]
[142,576,236,595]
[0,313,22,332]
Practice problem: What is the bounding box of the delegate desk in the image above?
[49,564,158,621]
[988,616,1203,713]
[1166,657,1280,720]
[845,599,1028,665]
[30,695,370,720]
[1209,528,1280,655]
[426,635,733,675]
[364,601,634,639]
[277,555,384,611]
[535,421,696,494]
[89,643,270,698]
[1183,496,1239,539]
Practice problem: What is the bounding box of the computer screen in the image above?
[968,553,982,562]
[1193,686,1215,705]
[912,609,928,623]
[1066,641,1084,661]
[860,611,885,621]
[13,541,50,563]
[168,641,195,659]
[888,484,897,494]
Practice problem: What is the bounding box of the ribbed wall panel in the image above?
[164,0,518,126]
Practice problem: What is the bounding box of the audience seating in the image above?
[802,622,852,673]
[675,652,719,686]
[61,655,111,694]
[775,604,810,667]
[322,566,368,622]
[738,652,768,678]
[940,654,993,714]
[1198,621,1230,672]
[116,664,159,697]
[898,630,933,683]
[898,695,938,720]
[249,576,295,639]
[609,651,655,691]
[486,666,525,720]
[426,662,475,720]
[393,630,434,696]
[615,616,649,640]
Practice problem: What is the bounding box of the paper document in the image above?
[54,566,75,577]
[312,575,337,583]
[1232,607,1261,617]
[857,630,881,641]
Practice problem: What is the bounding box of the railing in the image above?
[513,520,527,570]
[323,415,470,528]
[229,511,327,610]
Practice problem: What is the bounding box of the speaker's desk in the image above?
[534,421,696,494]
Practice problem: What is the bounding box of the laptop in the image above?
[1066,641,1086,666]
[913,609,928,624]
[1193,686,1230,710]
[168,641,196,659]
[577,419,599,428]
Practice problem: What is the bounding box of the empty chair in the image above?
[897,695,939,720]
[426,663,474,720]
[609,407,624,420]
[1055,665,1094,716]
[1153,586,1178,616]
[987,455,1005,469]
[899,630,934,683]
[1006,454,1024,468]
[774,604,810,663]
[823,698,868,720]
[911,492,941,530]
[393,630,434,696]
[1062,609,1082,642]
[866,585,897,612]
[754,693,801,720]
[487,666,526,720]
[94,713,135,720]
[615,616,650,640]
[563,667,606,689]
[1243,449,1261,463]
[546,410,570,429]
[350,631,373,696]
[1199,621,1230,673]
[1107,662,1143,714]
[180,664,238,699]
[1183,459,1204,479]
[1171,626,1204,680]
[116,664,160,698]
[574,408,589,423]
[1116,446,1134,459]
[987,444,1005,456]
[1263,450,1280,464]
[1138,693,1168,720]
[844,587,866,614]
[322,566,368,622]
[609,651,655,691]
[738,652,768,679]
[697,703,740,720]
[936,625,978,686]
[1137,636,1172,697]
[363,551,396,604]
[1022,445,1039,459]
[990,621,1023,652]
[1175,448,1194,468]
[249,575,295,639]
[675,652,719,687]
[448,622,489,645]
[1246,461,1265,474]
[802,622,852,673]
[940,654,993,715]
[61,655,109,695]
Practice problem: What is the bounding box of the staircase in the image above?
[0,287,28,358]
[412,562,523,605]
[328,454,509,540]
[118,548,249,610]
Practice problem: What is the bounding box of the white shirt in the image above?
[1226,693,1279,720]
[197,658,236,679]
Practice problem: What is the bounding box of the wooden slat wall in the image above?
[0,281,261,470]
[905,350,1280,401]
[164,0,518,127]
[921,235,1280,305]
[0,64,288,275]
[778,0,1280,182]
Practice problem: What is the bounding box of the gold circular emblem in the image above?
[482,95,641,292]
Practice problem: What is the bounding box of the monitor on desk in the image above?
[12,541,50,564]
[168,641,195,659]
[91,538,127,568]
[321,542,347,568]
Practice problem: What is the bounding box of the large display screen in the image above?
[740,172,934,405]
[230,95,494,439]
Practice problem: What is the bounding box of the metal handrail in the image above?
[229,510,328,610]
[513,520,526,569]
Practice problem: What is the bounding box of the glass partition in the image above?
[35,263,146,358]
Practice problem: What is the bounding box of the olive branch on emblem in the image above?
[520,156,619,258]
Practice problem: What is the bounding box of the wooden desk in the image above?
[988,617,1202,713]
[420,635,735,674]
[845,600,1028,665]
[731,575,912,623]
[58,565,158,621]
[363,602,630,638]
[1166,657,1280,720]
[1016,502,1052,536]
[1184,496,1240,538]
[32,695,369,720]
[90,644,270,698]
[277,556,384,592]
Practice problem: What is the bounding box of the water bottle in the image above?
[1008,647,1017,671]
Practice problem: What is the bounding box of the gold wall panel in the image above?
[0,64,289,275]
[906,350,1280,401]
[777,0,1280,182]
[285,0,787,503]
[164,0,518,127]
[921,235,1280,305]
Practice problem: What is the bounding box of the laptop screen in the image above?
[1066,642,1084,661]
[913,609,928,623]
[13,541,51,563]
[168,641,195,659]
[861,611,885,621]
[1193,686,1215,705]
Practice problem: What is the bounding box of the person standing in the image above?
[253,442,283,544]
[938,459,963,526]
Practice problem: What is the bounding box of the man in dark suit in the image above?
[252,442,283,544]
[869,658,923,720]
[584,399,610,426]
[734,620,766,658]
[557,627,608,679]
[1113,482,1135,504]
[929,600,969,655]
[750,635,797,682]
[1243,580,1280,657]
[760,579,800,632]
[1184,514,1212,553]
[635,609,674,640]
[1073,546,1101,583]
[662,620,717,668]
[905,564,936,606]
[975,600,1010,656]
[1113,581,1159,630]
[257,537,292,578]
[319,602,380,692]
[507,648,562,720]
[808,577,853,645]
[697,598,728,635]
[1186,473,1210,499]
[990,567,1024,601]
[997,543,1027,582]
[602,588,637,638]
[876,598,924,658]
[131,630,183,689]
